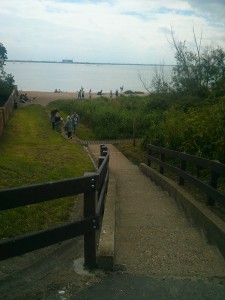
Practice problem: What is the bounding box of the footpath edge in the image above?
[97,173,116,270]
[139,163,225,260]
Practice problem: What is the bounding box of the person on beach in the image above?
[71,111,79,136]
[97,90,103,97]
[64,115,73,139]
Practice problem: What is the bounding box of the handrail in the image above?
[147,144,225,206]
[0,175,98,210]
[0,145,109,269]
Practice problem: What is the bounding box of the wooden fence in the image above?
[147,144,225,207]
[0,144,109,269]
[0,86,19,138]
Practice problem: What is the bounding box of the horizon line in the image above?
[6,59,175,67]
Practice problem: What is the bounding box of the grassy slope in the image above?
[0,104,95,238]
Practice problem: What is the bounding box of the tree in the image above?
[140,28,225,98]
[0,43,8,75]
[0,43,15,105]
[170,28,225,97]
[139,65,172,95]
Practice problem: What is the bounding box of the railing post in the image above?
[179,158,186,185]
[100,144,107,156]
[207,169,219,206]
[160,153,165,174]
[98,156,104,168]
[83,175,97,269]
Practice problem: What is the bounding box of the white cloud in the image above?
[0,0,224,64]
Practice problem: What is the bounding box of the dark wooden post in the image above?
[98,156,104,168]
[100,144,107,156]
[160,153,165,174]
[179,158,186,185]
[97,156,105,201]
[83,175,97,269]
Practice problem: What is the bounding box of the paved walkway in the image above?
[1,143,225,299]
[79,144,225,299]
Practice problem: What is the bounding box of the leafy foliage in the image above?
[0,43,15,105]
[0,42,7,71]
[142,30,225,99]
[51,91,225,164]
[172,42,225,97]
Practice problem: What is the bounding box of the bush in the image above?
[0,79,14,106]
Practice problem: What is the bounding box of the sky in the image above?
[1,0,225,64]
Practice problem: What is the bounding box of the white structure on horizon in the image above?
[62,59,73,63]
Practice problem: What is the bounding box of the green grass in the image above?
[75,123,96,140]
[0,104,95,238]
[116,140,148,165]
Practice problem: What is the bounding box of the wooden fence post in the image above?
[84,175,97,269]
[100,144,107,156]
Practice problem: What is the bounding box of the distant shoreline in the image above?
[7,60,175,67]
[20,90,147,106]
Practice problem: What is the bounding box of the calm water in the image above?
[5,62,172,93]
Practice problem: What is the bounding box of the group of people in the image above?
[77,87,92,99]
[77,86,85,99]
[50,109,63,132]
[64,111,79,139]
[19,93,36,103]
[50,109,79,140]
[76,86,124,99]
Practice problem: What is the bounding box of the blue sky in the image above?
[1,0,225,64]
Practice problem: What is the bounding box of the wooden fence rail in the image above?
[0,144,109,269]
[147,144,225,207]
[0,86,19,138]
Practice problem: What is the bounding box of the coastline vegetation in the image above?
[0,43,15,106]
[47,91,225,163]
[48,31,225,163]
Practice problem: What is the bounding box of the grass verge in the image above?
[0,104,95,238]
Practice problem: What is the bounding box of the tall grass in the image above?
[0,104,95,238]
[48,94,225,162]
[47,96,163,139]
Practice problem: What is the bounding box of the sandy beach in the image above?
[20,90,146,106]
[21,91,111,106]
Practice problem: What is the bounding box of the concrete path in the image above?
[88,144,225,277]
[1,143,225,299]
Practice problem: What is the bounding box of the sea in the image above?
[5,61,173,93]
